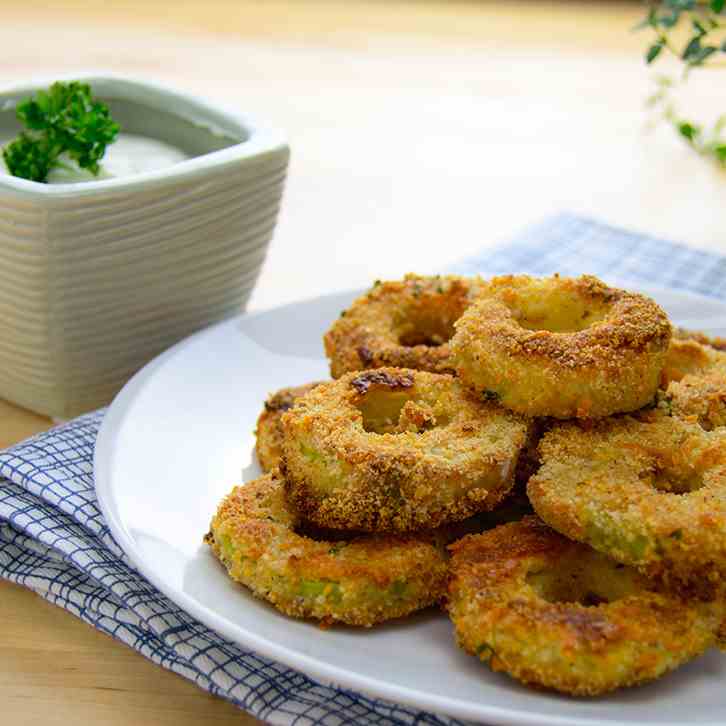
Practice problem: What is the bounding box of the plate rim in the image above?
[95,281,726,726]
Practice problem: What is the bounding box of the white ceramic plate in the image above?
[95,283,726,726]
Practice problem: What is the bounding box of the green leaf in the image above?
[3,81,120,183]
[714,145,726,162]
[678,121,700,142]
[635,7,660,30]
[658,9,681,27]
[2,133,56,182]
[692,18,707,36]
[666,0,695,9]
[681,37,718,65]
[648,40,666,64]
[682,36,702,60]
[647,40,665,63]
[634,9,653,29]
[711,0,725,12]
[690,46,718,65]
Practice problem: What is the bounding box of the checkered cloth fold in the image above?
[2,213,725,725]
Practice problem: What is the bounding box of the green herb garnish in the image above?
[2,81,120,183]
[638,1,726,167]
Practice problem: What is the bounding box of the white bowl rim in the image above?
[0,72,289,198]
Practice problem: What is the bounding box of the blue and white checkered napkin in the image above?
[2,212,726,726]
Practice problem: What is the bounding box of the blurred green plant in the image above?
[639,0,726,165]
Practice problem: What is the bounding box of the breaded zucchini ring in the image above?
[447,517,724,696]
[323,274,484,378]
[255,382,324,472]
[450,274,672,419]
[255,384,531,543]
[205,473,448,626]
[660,339,726,431]
[660,337,719,385]
[528,411,726,591]
[667,372,726,431]
[674,327,726,352]
[280,368,530,532]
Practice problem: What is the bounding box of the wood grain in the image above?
[0,581,247,725]
[2,2,723,316]
[0,400,52,449]
[1,1,725,724]
[3,0,645,51]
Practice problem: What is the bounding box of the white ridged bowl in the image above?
[0,74,289,419]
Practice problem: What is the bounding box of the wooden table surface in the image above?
[2,1,725,724]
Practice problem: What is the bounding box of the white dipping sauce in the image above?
[0,132,188,183]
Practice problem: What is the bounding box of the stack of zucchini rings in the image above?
[206,272,726,697]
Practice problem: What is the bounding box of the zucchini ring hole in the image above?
[396,312,456,348]
[357,389,450,435]
[640,464,705,495]
[508,288,610,333]
[525,553,639,607]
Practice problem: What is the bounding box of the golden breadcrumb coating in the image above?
[674,327,726,352]
[255,382,325,472]
[323,274,485,378]
[661,338,726,431]
[255,383,532,542]
[205,473,448,627]
[660,337,718,384]
[280,368,530,532]
[450,274,672,419]
[528,411,726,593]
[447,517,725,696]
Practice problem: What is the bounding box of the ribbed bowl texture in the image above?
[0,75,289,418]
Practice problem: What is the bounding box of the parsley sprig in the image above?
[639,0,726,166]
[2,81,120,183]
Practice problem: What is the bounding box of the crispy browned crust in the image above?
[206,473,449,627]
[323,274,485,378]
[450,274,672,419]
[447,517,724,696]
[660,338,717,385]
[280,367,530,532]
[255,382,325,472]
[660,339,726,431]
[675,327,726,352]
[528,411,726,592]
[667,373,726,430]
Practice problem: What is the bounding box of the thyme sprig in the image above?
[639,0,726,166]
